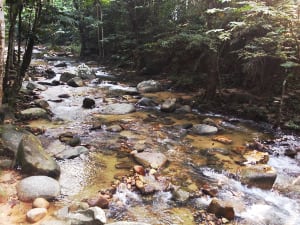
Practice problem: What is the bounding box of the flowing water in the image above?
[24,53,300,225]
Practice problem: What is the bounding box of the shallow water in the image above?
[26,56,300,225]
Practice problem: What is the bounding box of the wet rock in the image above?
[193,197,211,209]
[67,77,84,87]
[207,198,235,220]
[87,195,109,209]
[106,124,123,132]
[212,136,233,145]
[20,107,49,119]
[58,94,71,98]
[33,197,50,209]
[137,80,162,93]
[17,134,60,178]
[133,151,168,169]
[82,98,95,109]
[193,124,218,135]
[136,97,157,107]
[55,146,88,159]
[52,80,61,86]
[68,206,106,225]
[243,150,269,164]
[232,146,247,155]
[54,61,67,67]
[90,121,102,130]
[284,149,298,158]
[34,99,50,109]
[172,188,190,203]
[76,63,95,80]
[107,222,151,225]
[160,98,177,113]
[26,208,47,223]
[239,164,277,189]
[133,165,145,176]
[135,174,170,194]
[17,176,60,202]
[26,82,48,91]
[59,132,81,147]
[44,68,56,79]
[108,86,139,96]
[100,103,136,115]
[60,72,76,83]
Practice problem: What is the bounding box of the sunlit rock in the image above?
[239,164,277,189]
[133,151,167,169]
[26,208,47,223]
[33,197,50,209]
[17,176,60,202]
[243,150,269,164]
[100,103,136,115]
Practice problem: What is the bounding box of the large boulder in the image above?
[17,176,60,202]
[100,103,136,115]
[67,77,84,87]
[60,72,76,83]
[137,80,162,93]
[133,151,168,169]
[192,124,218,135]
[239,164,277,189]
[17,134,60,178]
[0,125,30,161]
[20,107,49,119]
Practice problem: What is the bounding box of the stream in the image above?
[21,48,300,225]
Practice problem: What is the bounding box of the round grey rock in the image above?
[100,103,136,115]
[17,176,60,202]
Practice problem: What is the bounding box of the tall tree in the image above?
[0,0,4,106]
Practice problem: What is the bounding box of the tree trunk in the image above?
[0,0,5,106]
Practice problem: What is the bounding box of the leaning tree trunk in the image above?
[0,0,5,106]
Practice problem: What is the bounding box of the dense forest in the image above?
[0,0,300,129]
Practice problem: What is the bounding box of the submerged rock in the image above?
[133,151,167,169]
[17,176,60,202]
[100,103,136,115]
[17,134,60,178]
[192,124,218,135]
